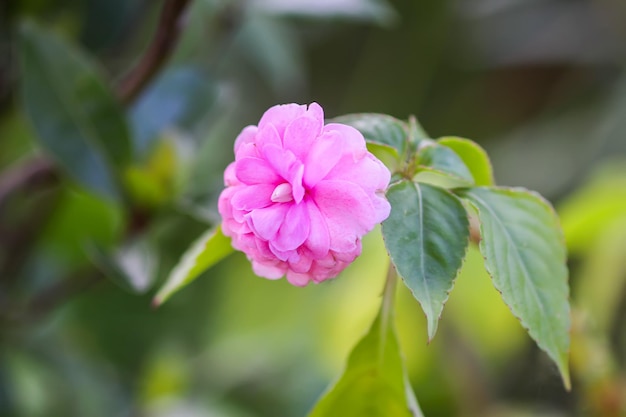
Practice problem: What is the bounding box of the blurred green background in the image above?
[1,0,626,416]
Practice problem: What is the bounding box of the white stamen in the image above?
[271,183,293,203]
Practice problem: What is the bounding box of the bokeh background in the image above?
[1,0,626,416]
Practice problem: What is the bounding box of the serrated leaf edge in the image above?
[382,181,471,342]
[458,186,571,389]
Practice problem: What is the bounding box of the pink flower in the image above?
[218,103,391,286]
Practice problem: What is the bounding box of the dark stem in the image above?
[0,0,192,209]
[117,0,191,104]
[0,158,60,289]
[0,155,57,208]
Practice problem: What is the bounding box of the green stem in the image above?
[379,261,426,417]
[381,261,398,326]
[379,261,398,363]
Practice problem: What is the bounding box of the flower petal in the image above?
[312,180,375,252]
[259,103,308,137]
[263,144,296,180]
[234,125,258,153]
[326,154,391,223]
[323,123,367,160]
[303,130,343,188]
[235,142,260,160]
[304,199,330,258]
[254,239,276,260]
[306,102,324,122]
[248,203,289,241]
[268,245,293,262]
[288,249,313,273]
[371,190,391,224]
[286,270,311,287]
[326,153,390,193]
[252,260,286,279]
[235,157,281,185]
[333,239,361,262]
[312,260,349,283]
[291,163,305,203]
[256,123,282,150]
[218,186,237,220]
[263,145,305,201]
[230,184,274,211]
[273,202,310,252]
[283,115,322,160]
[224,162,239,186]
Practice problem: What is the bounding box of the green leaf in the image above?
[416,143,474,184]
[459,187,570,388]
[412,169,473,190]
[382,180,470,340]
[366,142,401,173]
[408,115,428,148]
[308,306,422,417]
[331,113,409,159]
[19,21,132,198]
[437,137,494,186]
[153,225,233,306]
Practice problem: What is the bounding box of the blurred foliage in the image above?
[1,0,626,416]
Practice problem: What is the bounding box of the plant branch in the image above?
[0,158,60,288]
[0,0,193,320]
[117,0,191,104]
[0,0,192,209]
[0,155,57,208]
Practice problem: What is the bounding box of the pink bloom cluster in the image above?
[218,103,391,286]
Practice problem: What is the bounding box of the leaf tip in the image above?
[562,373,572,392]
[558,358,571,391]
[426,317,439,344]
[151,294,166,309]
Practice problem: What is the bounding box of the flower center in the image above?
[271,183,293,203]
